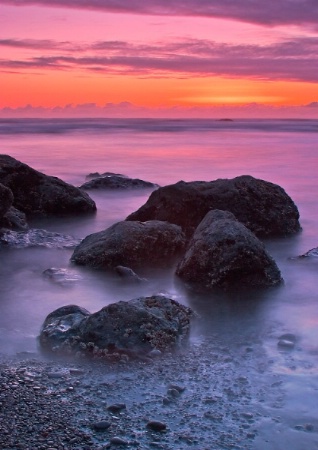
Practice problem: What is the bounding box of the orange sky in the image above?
[1,1,318,117]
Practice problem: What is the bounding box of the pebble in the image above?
[91,420,112,431]
[107,403,126,413]
[146,420,167,431]
[110,436,129,445]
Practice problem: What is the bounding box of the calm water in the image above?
[1,118,318,446]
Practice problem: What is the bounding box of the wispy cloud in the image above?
[2,0,318,27]
[1,37,318,82]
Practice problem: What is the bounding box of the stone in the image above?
[176,210,282,291]
[126,175,300,238]
[0,183,13,219]
[0,154,96,216]
[146,421,167,432]
[80,174,158,190]
[91,420,111,431]
[115,265,147,283]
[71,220,186,270]
[107,403,126,413]
[39,295,193,357]
[0,206,28,231]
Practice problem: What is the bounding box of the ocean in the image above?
[1,118,318,448]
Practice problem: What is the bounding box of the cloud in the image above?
[1,37,318,82]
[2,0,318,27]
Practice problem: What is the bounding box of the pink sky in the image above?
[1,0,318,117]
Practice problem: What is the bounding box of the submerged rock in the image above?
[176,210,282,291]
[0,228,81,249]
[298,247,318,258]
[80,174,158,190]
[39,295,193,357]
[0,154,96,216]
[43,267,82,285]
[71,220,186,270]
[86,171,126,179]
[115,265,147,283]
[126,175,300,238]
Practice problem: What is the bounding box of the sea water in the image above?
[0,118,318,447]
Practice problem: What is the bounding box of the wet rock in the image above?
[39,295,193,357]
[298,247,318,258]
[110,436,129,445]
[0,206,28,231]
[71,220,186,270]
[277,339,295,350]
[176,210,282,291]
[146,420,167,432]
[0,154,96,216]
[0,229,81,249]
[126,175,300,239]
[38,305,91,353]
[107,403,126,413]
[43,267,82,284]
[80,174,158,190]
[0,182,13,219]
[115,265,147,283]
[86,171,126,180]
[91,420,112,431]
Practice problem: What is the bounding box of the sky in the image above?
[1,0,318,118]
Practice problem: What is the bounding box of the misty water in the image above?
[1,118,318,448]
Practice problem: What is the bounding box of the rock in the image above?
[277,339,295,350]
[107,403,126,413]
[0,154,96,216]
[80,174,158,190]
[71,220,186,270]
[91,420,112,431]
[0,183,13,219]
[39,295,193,357]
[126,175,300,238]
[115,265,147,283]
[298,247,318,258]
[176,210,282,291]
[38,305,91,353]
[0,206,28,230]
[110,437,128,445]
[0,229,81,249]
[43,268,82,284]
[146,421,167,432]
[86,171,126,179]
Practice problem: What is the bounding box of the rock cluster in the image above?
[0,155,96,228]
[39,295,193,357]
[126,175,301,238]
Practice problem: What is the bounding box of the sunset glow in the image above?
[1,1,318,117]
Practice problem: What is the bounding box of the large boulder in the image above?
[0,183,13,219]
[80,174,158,190]
[126,175,300,238]
[39,296,193,357]
[0,154,96,216]
[71,220,186,270]
[176,210,282,291]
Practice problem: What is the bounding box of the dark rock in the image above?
[126,175,300,238]
[298,247,318,258]
[176,210,282,290]
[71,220,186,270]
[115,265,147,283]
[110,437,128,445]
[38,305,91,353]
[0,206,28,230]
[146,421,167,432]
[91,420,112,431]
[107,403,126,413]
[39,295,193,357]
[0,154,96,216]
[86,171,126,179]
[0,182,13,218]
[277,339,295,350]
[80,174,158,190]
